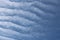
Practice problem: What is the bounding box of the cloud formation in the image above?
[0,0,58,40]
[0,0,43,40]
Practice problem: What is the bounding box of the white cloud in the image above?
[0,0,33,9]
[0,28,32,39]
[0,16,37,26]
[0,0,48,40]
[0,36,16,40]
[0,21,31,31]
[0,8,41,22]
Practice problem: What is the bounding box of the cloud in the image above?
[0,8,42,24]
[0,16,38,26]
[0,0,49,40]
[0,21,31,32]
[0,36,15,40]
[0,28,33,40]
[0,0,33,9]
[10,0,38,2]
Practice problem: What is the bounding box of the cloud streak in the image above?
[0,36,16,40]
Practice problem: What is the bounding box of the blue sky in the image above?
[0,0,60,40]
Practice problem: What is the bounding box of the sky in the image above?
[0,0,60,40]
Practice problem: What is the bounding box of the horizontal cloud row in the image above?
[0,0,43,40]
[0,36,16,40]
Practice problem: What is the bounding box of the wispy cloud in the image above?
[0,8,41,22]
[0,0,33,9]
[0,0,36,40]
[0,21,31,32]
[0,16,38,26]
[0,28,33,39]
[0,0,49,40]
[0,36,16,40]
